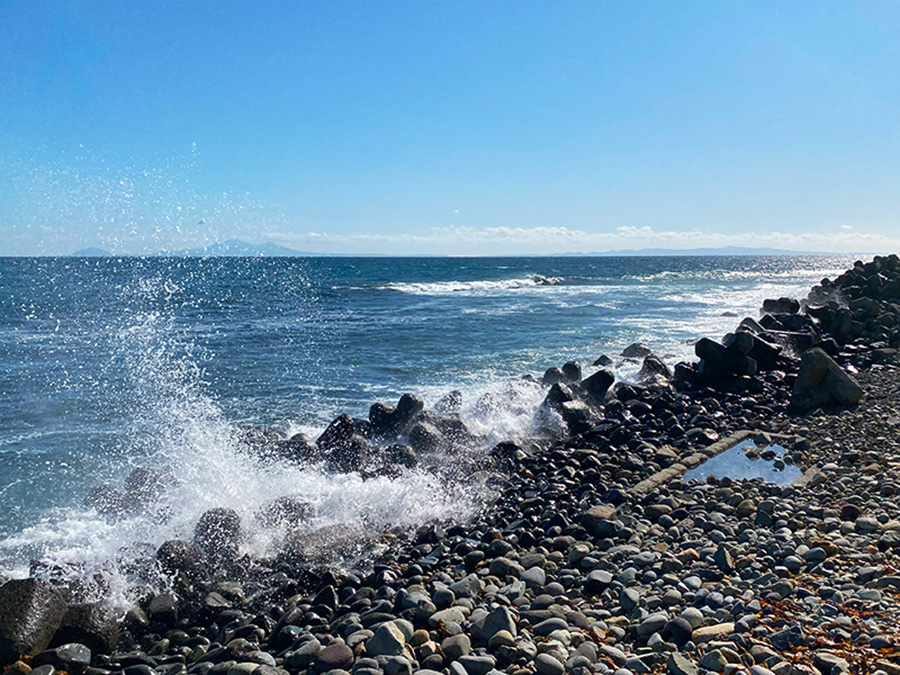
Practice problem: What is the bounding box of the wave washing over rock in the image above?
[5,255,900,675]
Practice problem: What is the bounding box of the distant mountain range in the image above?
[70,240,836,258]
[579,246,834,257]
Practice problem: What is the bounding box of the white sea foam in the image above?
[382,275,563,295]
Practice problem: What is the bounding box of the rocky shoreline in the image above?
[4,255,900,675]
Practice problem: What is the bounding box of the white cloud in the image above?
[261,224,900,256]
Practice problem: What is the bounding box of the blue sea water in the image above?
[0,255,853,594]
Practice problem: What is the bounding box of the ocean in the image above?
[0,254,854,600]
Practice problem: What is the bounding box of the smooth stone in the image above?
[534,654,564,675]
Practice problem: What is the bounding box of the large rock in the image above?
[50,603,118,654]
[0,578,68,663]
[366,622,406,657]
[622,342,652,359]
[124,467,168,506]
[194,507,241,573]
[762,297,800,315]
[156,539,202,576]
[369,394,424,439]
[324,434,371,473]
[639,355,672,381]
[269,433,320,464]
[408,421,444,454]
[580,369,614,402]
[790,348,864,413]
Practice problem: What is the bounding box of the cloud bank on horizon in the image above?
[1,2,899,256]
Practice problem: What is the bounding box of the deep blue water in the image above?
[0,255,853,589]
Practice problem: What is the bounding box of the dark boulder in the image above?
[50,603,118,655]
[317,414,356,452]
[382,443,418,468]
[323,434,371,473]
[622,342,652,359]
[695,337,757,378]
[762,297,800,315]
[561,361,582,381]
[194,508,241,574]
[544,382,577,407]
[580,369,615,402]
[368,394,424,439]
[639,355,671,381]
[269,433,320,464]
[0,578,68,663]
[790,348,864,413]
[156,539,202,577]
[593,354,613,367]
[541,367,566,386]
[318,414,371,472]
[725,330,782,370]
[408,421,444,454]
[490,441,524,468]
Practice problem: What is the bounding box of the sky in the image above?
[1,1,899,256]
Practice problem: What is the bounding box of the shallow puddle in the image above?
[683,441,802,485]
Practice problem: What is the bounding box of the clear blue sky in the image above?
[1,1,899,255]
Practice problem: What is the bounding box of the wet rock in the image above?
[50,603,118,654]
[408,421,444,454]
[622,343,653,359]
[542,368,566,386]
[148,593,179,625]
[383,443,418,469]
[32,643,91,675]
[324,434,371,473]
[269,433,320,464]
[580,369,615,402]
[156,540,202,576]
[194,508,241,573]
[639,355,672,381]
[562,361,583,382]
[0,578,68,663]
[369,394,424,439]
[762,298,800,315]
